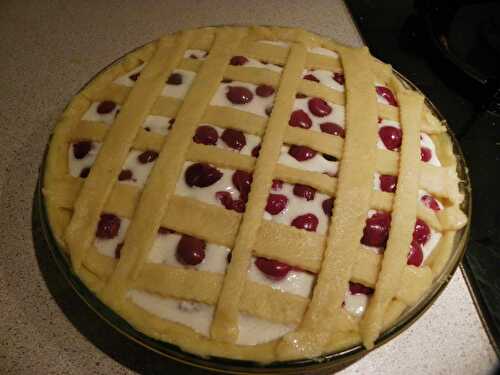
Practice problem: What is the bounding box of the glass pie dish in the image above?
[36,28,471,374]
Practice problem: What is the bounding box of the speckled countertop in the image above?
[0,1,497,374]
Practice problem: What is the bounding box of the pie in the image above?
[42,26,468,363]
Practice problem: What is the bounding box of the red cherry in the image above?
[413,219,431,246]
[320,122,345,138]
[379,126,402,151]
[73,141,92,159]
[255,84,275,97]
[303,74,320,83]
[379,175,398,193]
[291,213,319,232]
[349,282,374,295]
[361,212,391,247]
[421,195,441,211]
[79,167,90,178]
[376,86,398,106]
[232,170,252,202]
[272,179,283,190]
[407,240,424,267]
[255,257,291,281]
[97,100,116,114]
[118,169,133,181]
[251,144,261,157]
[226,86,253,104]
[185,163,223,187]
[420,147,432,162]
[265,194,288,215]
[322,197,334,217]
[231,199,246,213]
[288,145,317,161]
[129,72,140,81]
[221,128,246,151]
[176,235,206,265]
[289,109,312,129]
[137,150,159,164]
[193,125,218,145]
[229,56,249,66]
[96,213,121,239]
[167,73,183,85]
[308,97,332,117]
[332,72,345,85]
[216,191,235,211]
[293,184,316,201]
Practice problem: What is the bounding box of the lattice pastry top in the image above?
[43,26,468,362]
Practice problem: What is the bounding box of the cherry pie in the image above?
[43,26,468,362]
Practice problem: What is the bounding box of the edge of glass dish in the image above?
[36,35,472,374]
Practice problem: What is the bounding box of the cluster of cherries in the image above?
[378,120,435,163]
[229,55,283,69]
[289,94,345,139]
[303,70,345,86]
[361,210,434,267]
[183,163,251,213]
[118,150,159,182]
[193,125,261,157]
[73,141,94,178]
[265,179,334,233]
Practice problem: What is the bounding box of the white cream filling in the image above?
[420,132,441,166]
[147,231,230,274]
[423,228,442,262]
[344,292,369,318]
[198,124,261,156]
[68,142,102,177]
[307,46,339,58]
[142,115,172,136]
[113,63,145,87]
[303,68,344,92]
[263,181,331,235]
[210,81,275,117]
[81,102,120,124]
[239,56,283,72]
[237,314,296,345]
[118,150,156,189]
[279,145,338,176]
[128,290,214,336]
[292,96,345,132]
[248,256,314,298]
[128,288,295,345]
[162,69,196,99]
[258,40,290,48]
[175,161,240,208]
[94,217,130,257]
[184,49,207,60]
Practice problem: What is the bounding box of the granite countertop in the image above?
[0,1,496,373]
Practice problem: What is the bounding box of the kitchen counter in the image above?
[0,1,496,373]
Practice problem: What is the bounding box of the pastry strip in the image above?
[277,46,379,359]
[284,127,343,159]
[210,44,308,343]
[202,106,267,136]
[360,90,424,348]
